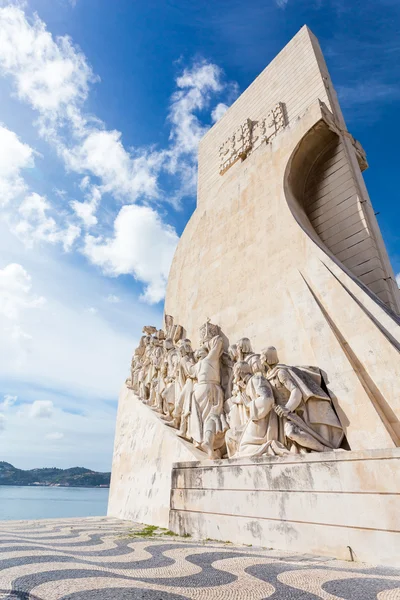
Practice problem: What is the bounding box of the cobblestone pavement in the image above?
[0,517,399,599]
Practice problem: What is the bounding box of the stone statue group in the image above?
[127,317,345,460]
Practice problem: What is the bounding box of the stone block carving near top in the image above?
[219,102,287,175]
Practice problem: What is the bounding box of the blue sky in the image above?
[0,0,399,471]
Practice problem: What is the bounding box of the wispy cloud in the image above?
[105,294,120,304]
[0,124,34,206]
[1,394,17,409]
[0,262,45,362]
[29,400,54,418]
[337,81,400,107]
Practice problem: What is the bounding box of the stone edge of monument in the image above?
[107,384,204,528]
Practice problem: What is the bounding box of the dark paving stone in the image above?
[323,577,400,599]
[0,591,42,600]
[63,587,190,600]
[246,563,324,599]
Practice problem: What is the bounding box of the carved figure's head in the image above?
[261,346,279,367]
[178,338,193,356]
[233,360,252,382]
[237,337,253,357]
[228,344,238,362]
[247,353,262,374]
[195,346,208,361]
[164,338,174,351]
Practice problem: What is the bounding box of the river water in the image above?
[0,485,109,520]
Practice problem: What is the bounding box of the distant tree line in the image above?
[0,462,110,487]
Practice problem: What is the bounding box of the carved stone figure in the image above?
[226,360,287,458]
[127,355,142,392]
[261,346,344,453]
[172,345,201,438]
[224,361,252,458]
[186,335,228,459]
[154,338,175,413]
[138,335,152,401]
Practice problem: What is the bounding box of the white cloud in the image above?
[83,204,178,304]
[166,61,223,173]
[29,399,54,418]
[0,262,45,320]
[3,397,116,470]
[396,273,400,287]
[46,431,64,440]
[86,306,97,314]
[211,102,229,122]
[275,0,289,6]
[63,129,161,203]
[0,124,34,206]
[105,294,120,303]
[70,185,101,228]
[0,5,95,117]
[14,192,81,250]
[1,394,17,409]
[0,413,6,431]
[0,262,45,366]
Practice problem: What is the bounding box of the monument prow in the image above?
[109,26,400,566]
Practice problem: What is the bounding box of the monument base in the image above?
[108,386,204,527]
[170,448,400,566]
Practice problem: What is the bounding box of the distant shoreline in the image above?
[0,483,109,489]
[0,462,111,489]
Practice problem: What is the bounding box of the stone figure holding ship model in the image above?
[126,317,346,458]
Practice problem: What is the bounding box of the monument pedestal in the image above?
[170,449,400,566]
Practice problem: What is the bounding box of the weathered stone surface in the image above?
[108,385,204,527]
[170,448,400,566]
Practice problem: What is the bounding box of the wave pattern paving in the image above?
[0,517,399,599]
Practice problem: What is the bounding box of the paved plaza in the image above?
[0,517,399,599]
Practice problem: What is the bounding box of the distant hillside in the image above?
[0,462,110,488]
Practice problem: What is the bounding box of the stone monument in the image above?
[108,26,400,566]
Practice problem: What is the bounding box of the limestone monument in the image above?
[108,26,400,566]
